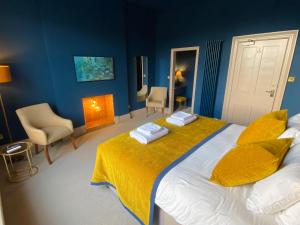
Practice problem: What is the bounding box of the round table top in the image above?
[176,96,187,102]
[0,141,32,156]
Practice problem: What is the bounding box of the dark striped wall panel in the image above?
[200,40,223,117]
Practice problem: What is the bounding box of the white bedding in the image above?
[155,124,278,225]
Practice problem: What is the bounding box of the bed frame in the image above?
[107,186,180,225]
[154,207,180,225]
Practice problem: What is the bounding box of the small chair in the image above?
[16,103,77,165]
[146,87,167,116]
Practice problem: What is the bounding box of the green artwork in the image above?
[74,56,114,82]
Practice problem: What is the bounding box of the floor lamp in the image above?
[0,65,12,143]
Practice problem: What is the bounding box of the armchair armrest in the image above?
[51,114,74,132]
[24,125,47,145]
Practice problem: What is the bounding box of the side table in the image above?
[0,141,38,182]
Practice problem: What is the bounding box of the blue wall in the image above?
[154,0,300,118]
[125,4,156,110]
[40,0,129,124]
[0,0,155,143]
[0,0,56,143]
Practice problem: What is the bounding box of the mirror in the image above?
[136,56,148,102]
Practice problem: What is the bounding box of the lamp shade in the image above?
[175,70,183,78]
[0,65,12,83]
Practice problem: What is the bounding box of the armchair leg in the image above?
[44,145,52,165]
[34,144,39,154]
[70,135,77,150]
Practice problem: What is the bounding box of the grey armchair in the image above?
[146,87,168,116]
[16,103,77,165]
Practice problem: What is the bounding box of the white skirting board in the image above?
[129,107,147,117]
[73,107,147,137]
[114,113,131,124]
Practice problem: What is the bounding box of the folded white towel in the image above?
[137,122,162,136]
[166,115,197,126]
[171,111,194,122]
[130,127,169,144]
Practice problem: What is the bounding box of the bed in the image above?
[91,117,292,225]
[154,124,277,225]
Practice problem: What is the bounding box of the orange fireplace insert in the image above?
[82,94,115,130]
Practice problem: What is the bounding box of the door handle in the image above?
[265,90,275,97]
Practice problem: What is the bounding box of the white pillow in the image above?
[246,163,300,214]
[279,127,300,147]
[288,113,300,129]
[276,202,300,225]
[283,144,300,166]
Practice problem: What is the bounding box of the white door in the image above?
[223,31,298,125]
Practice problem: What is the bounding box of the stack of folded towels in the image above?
[130,122,169,144]
[166,111,197,126]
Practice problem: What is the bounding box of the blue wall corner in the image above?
[125,3,156,111]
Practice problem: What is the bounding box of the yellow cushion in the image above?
[237,110,288,145]
[210,138,293,187]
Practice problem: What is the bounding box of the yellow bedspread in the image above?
[91,116,227,225]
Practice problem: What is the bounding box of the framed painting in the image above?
[74,56,114,82]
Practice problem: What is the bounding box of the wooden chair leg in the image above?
[44,145,52,165]
[34,144,39,154]
[162,107,164,116]
[70,135,77,150]
[146,107,148,117]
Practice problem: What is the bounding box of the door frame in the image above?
[222,30,298,121]
[169,46,200,114]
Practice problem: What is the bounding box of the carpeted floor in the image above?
[0,111,162,225]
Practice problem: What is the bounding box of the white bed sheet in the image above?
[155,124,278,225]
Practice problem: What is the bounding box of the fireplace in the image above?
[82,94,115,130]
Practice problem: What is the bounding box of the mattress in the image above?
[154,124,278,225]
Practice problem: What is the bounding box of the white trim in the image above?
[222,30,298,121]
[73,126,86,137]
[114,114,131,124]
[74,107,152,135]
[74,113,132,136]
[168,46,200,114]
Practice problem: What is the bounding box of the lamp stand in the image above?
[0,94,12,143]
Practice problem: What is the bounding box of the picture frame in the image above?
[74,56,115,82]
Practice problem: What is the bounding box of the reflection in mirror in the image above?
[136,56,148,102]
